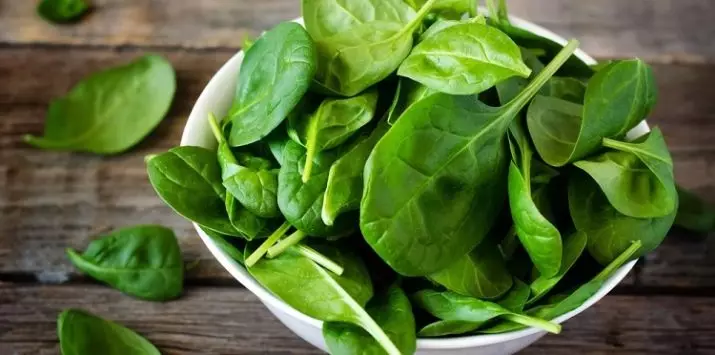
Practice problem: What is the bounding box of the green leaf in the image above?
[200,227,246,265]
[58,309,160,355]
[37,0,89,23]
[429,241,513,299]
[497,278,531,312]
[407,0,478,18]
[675,185,715,233]
[418,320,482,337]
[569,171,676,265]
[386,79,436,125]
[313,0,437,96]
[398,22,531,95]
[574,128,677,219]
[223,166,281,218]
[324,284,416,355]
[248,244,401,355]
[146,146,238,236]
[303,0,417,40]
[527,59,657,167]
[527,231,587,305]
[66,226,183,301]
[361,40,579,276]
[226,22,317,146]
[418,16,486,42]
[495,47,545,105]
[278,141,351,236]
[224,193,273,240]
[24,55,175,154]
[544,77,586,103]
[322,121,390,226]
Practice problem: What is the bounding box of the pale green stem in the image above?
[594,240,643,282]
[295,245,344,276]
[267,230,307,258]
[503,313,561,334]
[245,222,291,267]
[207,112,226,144]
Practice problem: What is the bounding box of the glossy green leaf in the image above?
[146,146,238,236]
[58,309,160,355]
[386,78,436,125]
[37,0,89,23]
[429,241,513,299]
[418,320,482,337]
[322,121,390,226]
[361,41,578,276]
[545,77,586,103]
[227,22,317,146]
[675,185,715,233]
[497,278,531,312]
[25,55,175,154]
[527,59,657,167]
[66,226,183,301]
[398,22,531,95]
[223,166,281,218]
[248,244,402,355]
[418,16,486,42]
[407,0,477,18]
[303,0,416,40]
[527,231,587,305]
[324,284,416,355]
[569,172,676,265]
[314,0,437,96]
[225,193,272,240]
[574,128,677,218]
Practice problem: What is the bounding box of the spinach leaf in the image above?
[407,0,478,18]
[497,278,531,312]
[413,290,561,334]
[545,77,586,103]
[398,21,531,95]
[278,141,351,236]
[324,284,416,355]
[428,241,513,299]
[225,193,272,240]
[313,0,438,97]
[508,119,563,278]
[527,231,587,305]
[66,225,183,301]
[58,309,160,355]
[574,128,677,218]
[146,146,238,236]
[247,244,402,355]
[288,89,379,181]
[569,171,676,265]
[303,0,416,40]
[38,0,89,23]
[24,55,175,154]
[361,40,578,276]
[495,47,545,105]
[226,22,317,146]
[200,227,246,265]
[527,59,657,167]
[418,320,482,337]
[386,79,436,125]
[418,16,486,42]
[675,185,715,233]
[322,121,390,226]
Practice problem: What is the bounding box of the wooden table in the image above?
[2,1,715,354]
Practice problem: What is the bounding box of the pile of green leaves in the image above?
[141,0,696,354]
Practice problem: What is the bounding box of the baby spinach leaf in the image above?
[418,320,482,337]
[675,185,715,233]
[224,167,281,219]
[418,15,486,42]
[226,22,317,146]
[527,59,657,167]
[146,146,238,236]
[314,0,438,96]
[224,193,271,240]
[278,141,351,236]
[303,0,416,40]
[428,241,513,300]
[361,40,578,276]
[407,0,478,18]
[569,171,676,265]
[527,231,587,305]
[545,77,586,103]
[248,244,402,355]
[386,79,436,125]
[497,278,531,312]
[66,225,183,301]
[322,121,390,226]
[58,309,160,355]
[24,55,175,154]
[398,21,531,95]
[289,89,379,181]
[38,0,89,23]
[574,128,677,218]
[413,290,561,334]
[324,284,416,355]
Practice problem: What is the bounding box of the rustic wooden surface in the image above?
[1,0,715,354]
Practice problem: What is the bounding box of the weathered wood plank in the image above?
[2,285,715,354]
[1,0,715,62]
[1,47,714,289]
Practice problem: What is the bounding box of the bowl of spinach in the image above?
[149,1,672,354]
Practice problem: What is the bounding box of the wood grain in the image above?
[1,47,714,289]
[1,0,715,62]
[2,284,715,354]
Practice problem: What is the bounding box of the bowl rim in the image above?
[181,9,643,350]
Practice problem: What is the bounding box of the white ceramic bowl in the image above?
[181,12,646,355]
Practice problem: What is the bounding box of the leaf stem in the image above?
[245,222,292,267]
[295,245,344,276]
[487,0,510,24]
[267,230,307,258]
[502,313,561,334]
[208,112,226,144]
[594,240,642,282]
